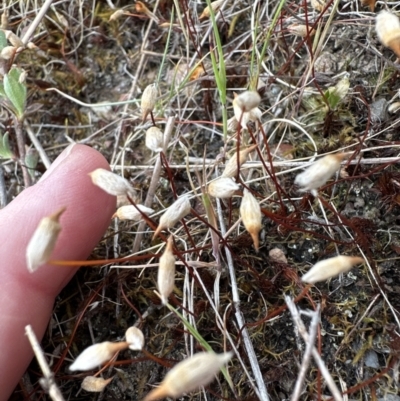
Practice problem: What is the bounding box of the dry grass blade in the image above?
[285,298,343,401]
[25,325,65,401]
[290,304,320,401]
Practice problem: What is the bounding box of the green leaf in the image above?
[0,30,7,52]
[0,132,13,159]
[0,82,5,98]
[205,0,227,139]
[324,88,342,110]
[324,74,350,110]
[4,67,27,119]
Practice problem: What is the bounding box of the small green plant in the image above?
[0,132,13,159]
[0,66,27,120]
[301,74,354,128]
[324,73,350,111]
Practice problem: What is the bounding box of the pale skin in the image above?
[0,144,116,400]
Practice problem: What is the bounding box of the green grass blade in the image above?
[165,301,234,391]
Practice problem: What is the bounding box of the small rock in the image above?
[370,98,388,122]
[354,197,365,209]
[364,349,379,368]
[269,248,288,264]
[377,395,400,401]
[314,52,338,74]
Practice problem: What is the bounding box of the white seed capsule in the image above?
[145,126,163,152]
[233,91,261,112]
[1,12,8,29]
[153,195,191,238]
[89,168,136,198]
[311,0,326,12]
[0,45,16,59]
[240,189,262,251]
[113,204,154,221]
[287,24,315,37]
[222,145,257,178]
[388,102,400,113]
[386,34,400,58]
[69,341,129,371]
[26,42,38,50]
[208,177,240,198]
[125,326,145,350]
[141,83,158,121]
[199,0,224,20]
[158,236,176,305]
[233,94,262,128]
[26,207,66,273]
[376,10,400,47]
[227,116,239,133]
[109,9,126,21]
[18,69,27,83]
[81,376,113,392]
[301,255,364,284]
[376,11,400,57]
[294,153,345,194]
[143,352,233,401]
[4,30,24,48]
[241,107,262,128]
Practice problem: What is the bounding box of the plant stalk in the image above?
[21,0,55,46]
[132,115,176,253]
[25,325,65,401]
[14,117,31,187]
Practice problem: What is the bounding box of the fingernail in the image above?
[39,144,76,182]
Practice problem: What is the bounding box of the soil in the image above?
[3,0,400,400]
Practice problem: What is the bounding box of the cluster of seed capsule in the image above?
[24,88,365,397]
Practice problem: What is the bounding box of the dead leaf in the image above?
[361,0,376,12]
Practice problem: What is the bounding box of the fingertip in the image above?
[0,143,116,296]
[0,144,116,399]
[23,144,117,293]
